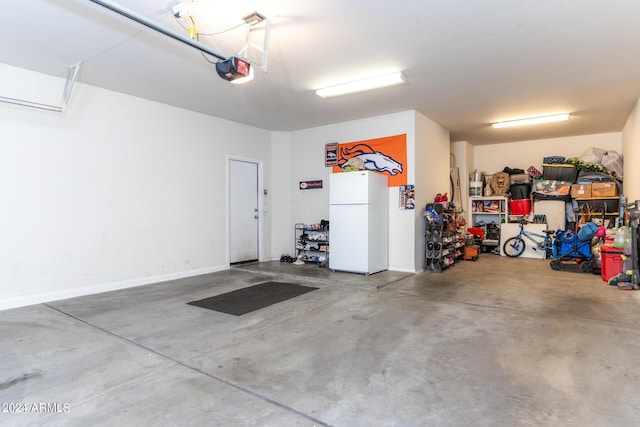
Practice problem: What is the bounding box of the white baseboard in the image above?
[388,267,417,273]
[0,265,228,312]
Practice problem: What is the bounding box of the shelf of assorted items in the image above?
[575,197,621,228]
[442,208,465,264]
[469,196,509,225]
[425,205,465,273]
[468,196,509,253]
[294,223,329,266]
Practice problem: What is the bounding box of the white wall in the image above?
[269,110,451,273]
[0,63,66,107]
[473,133,622,176]
[415,112,451,271]
[622,97,640,201]
[0,65,270,309]
[270,111,420,271]
[269,131,294,259]
[450,140,473,209]
[0,65,448,308]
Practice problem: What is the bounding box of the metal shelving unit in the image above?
[294,223,329,266]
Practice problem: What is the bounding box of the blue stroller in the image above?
[549,222,599,273]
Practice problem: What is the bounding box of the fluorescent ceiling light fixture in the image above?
[492,113,570,128]
[316,72,406,98]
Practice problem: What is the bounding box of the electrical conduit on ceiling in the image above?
[88,0,228,61]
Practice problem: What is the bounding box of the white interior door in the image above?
[229,159,259,264]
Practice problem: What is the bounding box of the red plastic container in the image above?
[467,227,485,241]
[601,244,625,282]
[509,199,531,216]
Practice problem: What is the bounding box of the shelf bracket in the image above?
[0,63,81,113]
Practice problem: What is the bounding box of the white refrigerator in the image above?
[329,171,389,274]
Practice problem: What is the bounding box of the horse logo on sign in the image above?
[338,144,403,175]
[333,134,407,186]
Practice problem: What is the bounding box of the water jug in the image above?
[613,226,629,249]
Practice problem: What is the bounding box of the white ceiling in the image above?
[2,0,640,145]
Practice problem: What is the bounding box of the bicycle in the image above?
[502,220,556,258]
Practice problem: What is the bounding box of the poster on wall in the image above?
[400,185,415,210]
[332,134,407,187]
[299,180,323,190]
[325,142,339,166]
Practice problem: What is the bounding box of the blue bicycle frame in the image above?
[503,221,556,258]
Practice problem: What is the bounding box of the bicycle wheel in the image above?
[503,237,526,257]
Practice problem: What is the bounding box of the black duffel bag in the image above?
[503,167,525,175]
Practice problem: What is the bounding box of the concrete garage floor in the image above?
[2,255,640,426]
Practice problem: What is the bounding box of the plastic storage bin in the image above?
[510,183,531,199]
[542,164,578,182]
[509,199,531,216]
[533,179,573,197]
[467,227,485,241]
[601,244,625,282]
[543,156,566,164]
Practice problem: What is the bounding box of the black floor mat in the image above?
[187,281,318,316]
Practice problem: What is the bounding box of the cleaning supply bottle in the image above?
[614,226,629,249]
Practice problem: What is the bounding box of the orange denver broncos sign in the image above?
[332,134,407,187]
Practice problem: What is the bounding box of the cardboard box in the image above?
[571,184,592,198]
[591,182,617,197]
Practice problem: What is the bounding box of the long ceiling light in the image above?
[492,113,570,128]
[316,72,406,98]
